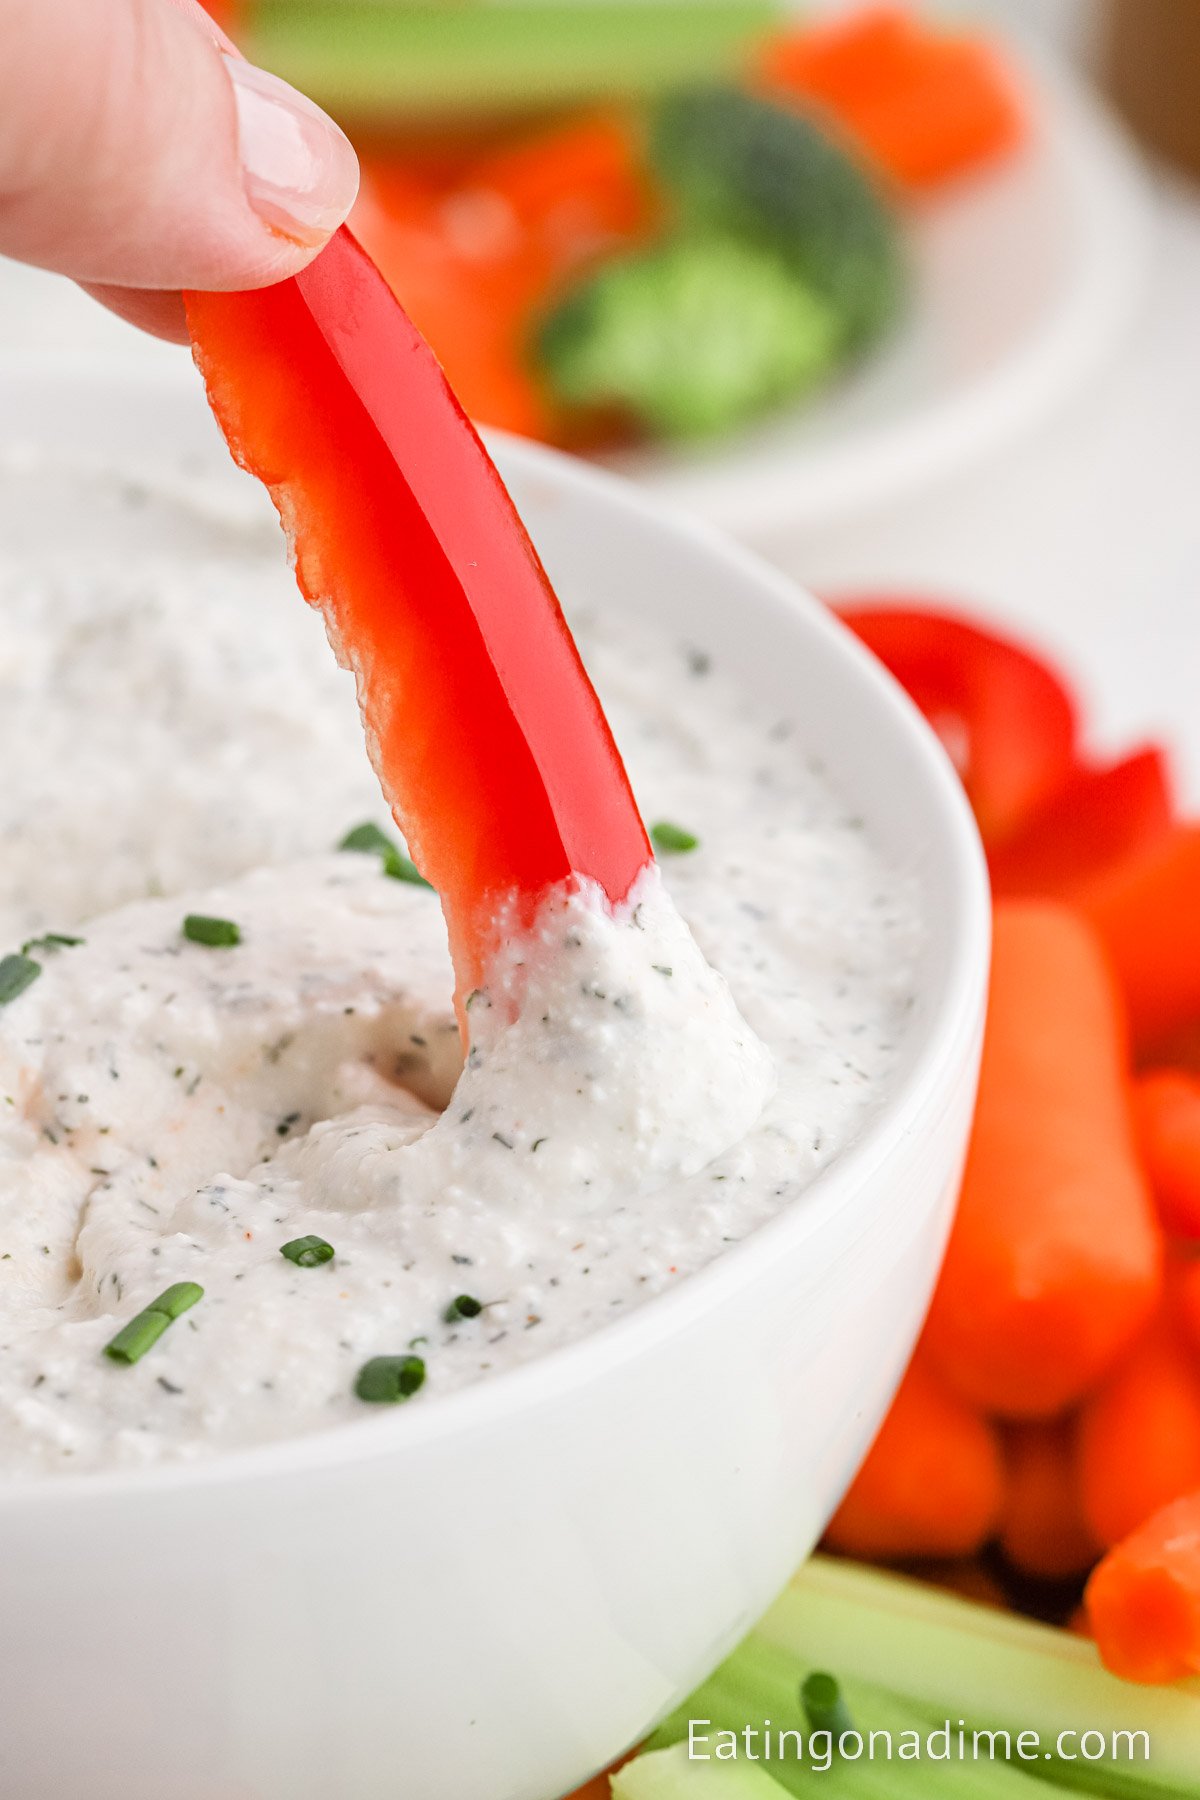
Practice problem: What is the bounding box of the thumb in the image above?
[0,0,358,329]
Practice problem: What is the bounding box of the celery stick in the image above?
[646,1634,872,1795]
[246,3,781,120]
[757,1559,1200,1799]
[647,1635,1062,1799]
[613,1741,792,1798]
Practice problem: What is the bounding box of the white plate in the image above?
[597,43,1155,542]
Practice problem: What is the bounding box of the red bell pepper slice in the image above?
[1082,825,1200,1054]
[185,228,651,1003]
[836,603,1078,844]
[1133,1071,1200,1240]
[988,746,1174,899]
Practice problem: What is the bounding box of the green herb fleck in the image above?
[338,821,394,856]
[444,1293,483,1322]
[104,1282,204,1365]
[652,964,673,978]
[182,914,241,948]
[650,820,699,855]
[20,932,84,957]
[0,953,41,1007]
[355,1353,426,1404]
[280,1234,335,1268]
[338,822,431,889]
[382,848,431,887]
[801,1672,856,1743]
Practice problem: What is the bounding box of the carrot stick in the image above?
[759,5,1025,189]
[1086,1491,1200,1683]
[923,901,1162,1417]
[564,1775,614,1799]
[1082,825,1200,1053]
[823,1354,1005,1560]
[998,1421,1099,1581]
[563,1754,636,1799]
[1076,1315,1200,1549]
[1132,1069,1200,1239]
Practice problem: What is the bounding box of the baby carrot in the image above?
[564,1754,637,1799]
[999,1421,1099,1581]
[823,1354,1005,1560]
[1076,1316,1200,1549]
[1132,1069,1200,1239]
[923,901,1162,1417]
[759,6,1025,189]
[1086,1491,1200,1683]
[1082,824,1200,1053]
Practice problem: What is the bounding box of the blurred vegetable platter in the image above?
[215,3,1026,446]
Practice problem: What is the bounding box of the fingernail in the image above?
[224,56,359,247]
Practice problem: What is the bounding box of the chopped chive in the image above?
[338,821,394,856]
[182,914,241,948]
[280,1234,335,1268]
[650,820,699,854]
[0,953,41,1007]
[444,1293,483,1322]
[355,1353,426,1404]
[20,932,84,957]
[801,1671,856,1742]
[104,1281,204,1365]
[382,847,432,888]
[338,821,432,889]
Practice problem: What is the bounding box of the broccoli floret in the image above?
[537,233,842,441]
[650,86,904,348]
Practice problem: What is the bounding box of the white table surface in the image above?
[781,168,1200,807]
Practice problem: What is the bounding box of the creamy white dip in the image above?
[0,463,922,1476]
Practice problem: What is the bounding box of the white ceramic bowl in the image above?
[0,370,989,1800]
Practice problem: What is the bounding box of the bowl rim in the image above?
[0,424,991,1510]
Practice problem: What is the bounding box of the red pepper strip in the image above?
[988,746,1174,899]
[836,604,1078,844]
[1133,1071,1200,1240]
[1082,826,1200,1055]
[185,228,651,1004]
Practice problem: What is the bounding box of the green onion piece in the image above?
[280,1234,335,1268]
[650,820,699,854]
[0,953,41,1007]
[382,847,433,888]
[104,1281,204,1365]
[182,914,241,948]
[20,932,84,957]
[801,1670,856,1741]
[354,1353,426,1404]
[338,821,432,889]
[338,821,395,856]
[444,1293,483,1322]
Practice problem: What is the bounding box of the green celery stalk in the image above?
[245,3,782,120]
[646,1632,1079,1800]
[756,1559,1200,1800]
[613,1741,792,1798]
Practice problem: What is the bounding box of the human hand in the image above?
[0,0,359,343]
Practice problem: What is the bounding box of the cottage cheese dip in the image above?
[0,461,922,1478]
